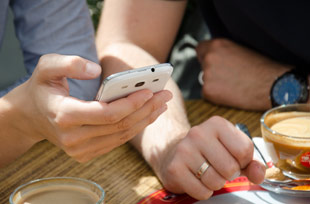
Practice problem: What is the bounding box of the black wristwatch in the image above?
[270,69,309,107]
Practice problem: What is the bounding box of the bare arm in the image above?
[96,0,187,63]
[96,0,190,169]
[97,0,190,173]
[96,0,265,200]
[0,92,39,167]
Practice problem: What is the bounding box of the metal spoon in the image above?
[235,123,291,183]
[235,123,269,166]
[235,123,268,166]
[235,123,310,189]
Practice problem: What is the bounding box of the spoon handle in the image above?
[235,123,268,167]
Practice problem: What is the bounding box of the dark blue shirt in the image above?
[198,0,310,68]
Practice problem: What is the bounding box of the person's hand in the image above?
[157,116,266,200]
[6,54,172,162]
[196,38,291,111]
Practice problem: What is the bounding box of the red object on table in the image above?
[137,177,265,204]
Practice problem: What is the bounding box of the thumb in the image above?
[241,160,266,184]
[35,54,102,82]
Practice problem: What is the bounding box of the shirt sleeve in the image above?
[7,0,100,100]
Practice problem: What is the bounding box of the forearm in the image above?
[98,43,190,174]
[96,0,187,71]
[96,0,189,174]
[0,86,39,168]
[0,74,31,98]
[131,78,190,175]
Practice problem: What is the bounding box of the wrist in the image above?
[245,65,289,111]
[98,42,159,78]
[0,88,39,167]
[2,84,43,145]
[146,131,188,179]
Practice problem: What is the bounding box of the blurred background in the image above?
[87,0,104,30]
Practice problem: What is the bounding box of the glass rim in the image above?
[9,177,105,204]
[260,104,310,140]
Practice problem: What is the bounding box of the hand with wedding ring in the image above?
[158,116,266,200]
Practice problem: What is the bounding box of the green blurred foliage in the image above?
[87,0,104,30]
[87,0,197,31]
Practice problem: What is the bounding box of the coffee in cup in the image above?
[10,177,105,204]
[261,104,310,179]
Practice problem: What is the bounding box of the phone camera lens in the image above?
[135,82,145,87]
[151,68,155,72]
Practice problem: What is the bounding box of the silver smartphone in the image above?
[96,63,173,102]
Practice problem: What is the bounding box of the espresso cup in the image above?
[260,104,310,179]
[10,177,105,204]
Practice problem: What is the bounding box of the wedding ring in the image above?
[195,161,210,179]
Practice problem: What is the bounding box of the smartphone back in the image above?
[96,63,173,102]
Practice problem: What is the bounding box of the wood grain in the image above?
[0,100,263,203]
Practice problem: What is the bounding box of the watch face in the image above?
[272,74,303,105]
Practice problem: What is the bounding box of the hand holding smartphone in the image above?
[96,63,173,102]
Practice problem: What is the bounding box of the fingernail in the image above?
[144,92,153,102]
[158,104,168,113]
[164,91,173,102]
[229,171,240,181]
[86,63,101,77]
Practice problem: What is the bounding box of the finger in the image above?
[201,165,227,191]
[104,103,168,144]
[55,89,171,127]
[241,160,266,184]
[173,138,207,176]
[203,116,254,169]
[190,127,241,181]
[97,89,172,125]
[173,163,214,201]
[35,54,101,81]
[57,89,153,126]
[64,104,168,155]
[78,90,172,138]
[173,139,226,191]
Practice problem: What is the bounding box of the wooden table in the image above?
[0,100,263,204]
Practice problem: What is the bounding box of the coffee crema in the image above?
[262,111,310,176]
[271,116,310,138]
[264,112,310,147]
[13,184,99,204]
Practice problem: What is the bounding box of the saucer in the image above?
[253,137,310,197]
[260,179,310,197]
